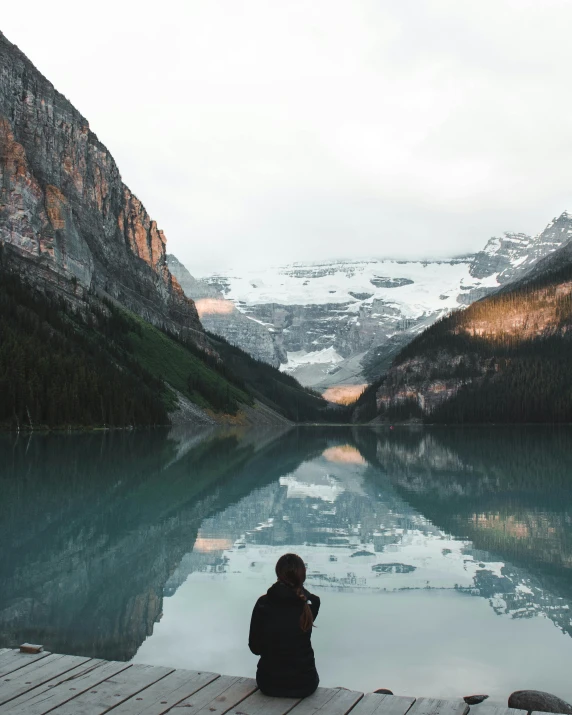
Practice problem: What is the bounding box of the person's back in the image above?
[249,553,321,698]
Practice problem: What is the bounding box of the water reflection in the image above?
[2,426,572,698]
[155,428,572,630]
[0,427,294,658]
[370,427,572,636]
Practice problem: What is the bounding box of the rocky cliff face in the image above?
[167,254,219,300]
[167,253,285,366]
[469,232,535,280]
[457,212,572,304]
[0,32,203,341]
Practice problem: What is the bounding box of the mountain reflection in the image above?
[1,426,572,662]
[0,427,299,659]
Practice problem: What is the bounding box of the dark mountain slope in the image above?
[0,248,253,428]
[356,236,572,423]
[206,331,349,423]
[0,244,335,428]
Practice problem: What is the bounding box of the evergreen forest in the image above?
[0,255,339,429]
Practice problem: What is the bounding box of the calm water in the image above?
[2,426,572,702]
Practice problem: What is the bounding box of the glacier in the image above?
[172,211,572,396]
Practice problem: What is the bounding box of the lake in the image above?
[1,425,572,703]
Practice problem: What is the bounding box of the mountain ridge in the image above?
[356,230,572,424]
[169,210,572,397]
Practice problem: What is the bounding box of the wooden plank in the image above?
[0,651,17,664]
[0,650,50,677]
[173,676,257,714]
[47,663,174,714]
[0,653,66,684]
[0,659,132,715]
[225,690,301,715]
[407,698,468,715]
[0,654,91,707]
[0,653,58,680]
[351,694,416,715]
[289,687,364,714]
[110,668,219,715]
[476,709,527,715]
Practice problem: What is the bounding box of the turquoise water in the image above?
[2,426,572,702]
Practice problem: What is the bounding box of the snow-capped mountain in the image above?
[205,257,473,394]
[459,211,572,303]
[173,211,572,395]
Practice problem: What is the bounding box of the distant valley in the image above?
[169,211,572,401]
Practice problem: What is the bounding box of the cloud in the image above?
[3,0,572,273]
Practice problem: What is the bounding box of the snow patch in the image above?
[280,346,344,371]
[279,474,345,502]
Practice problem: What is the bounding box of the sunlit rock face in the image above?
[195,298,236,317]
[167,254,285,366]
[0,32,203,339]
[322,384,367,405]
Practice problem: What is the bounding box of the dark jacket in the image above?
[248,582,321,698]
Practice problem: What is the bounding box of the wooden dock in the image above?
[0,647,531,715]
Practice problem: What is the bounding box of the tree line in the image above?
[0,266,168,429]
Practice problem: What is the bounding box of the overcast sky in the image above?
[3,1,572,274]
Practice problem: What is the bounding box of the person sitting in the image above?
[248,553,321,698]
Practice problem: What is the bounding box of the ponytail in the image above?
[296,586,314,632]
[275,553,315,632]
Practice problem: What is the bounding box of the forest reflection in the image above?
[1,425,572,662]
